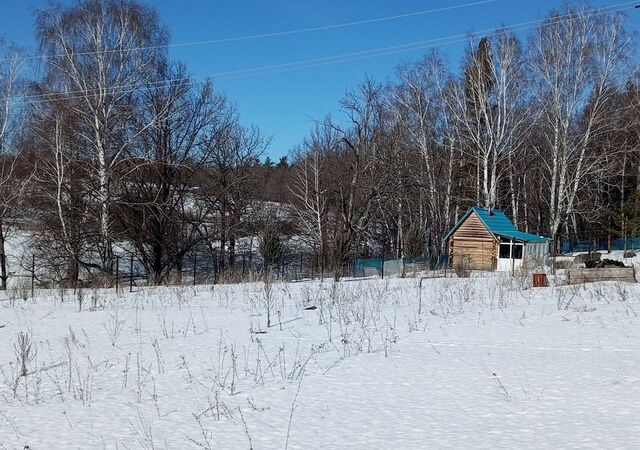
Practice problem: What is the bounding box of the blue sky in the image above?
[1,0,639,158]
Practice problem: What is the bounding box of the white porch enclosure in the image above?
[497,239,549,272]
[497,239,524,272]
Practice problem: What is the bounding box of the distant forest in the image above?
[0,0,639,285]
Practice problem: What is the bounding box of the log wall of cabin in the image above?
[449,211,497,271]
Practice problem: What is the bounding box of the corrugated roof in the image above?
[444,207,548,242]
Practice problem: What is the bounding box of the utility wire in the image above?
[6,1,638,106]
[1,0,496,63]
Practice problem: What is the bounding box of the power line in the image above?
[2,0,496,63]
[6,1,638,106]
[18,33,478,103]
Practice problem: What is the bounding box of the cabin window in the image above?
[513,244,523,260]
[499,242,524,259]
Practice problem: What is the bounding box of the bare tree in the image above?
[0,41,31,289]
[115,63,228,283]
[289,119,336,278]
[26,93,96,284]
[202,121,266,272]
[329,78,387,279]
[530,6,631,245]
[35,0,168,271]
[449,32,532,211]
[390,51,458,259]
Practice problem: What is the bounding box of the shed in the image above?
[444,207,549,272]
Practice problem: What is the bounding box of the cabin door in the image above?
[497,242,524,272]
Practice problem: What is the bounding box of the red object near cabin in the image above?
[533,273,548,288]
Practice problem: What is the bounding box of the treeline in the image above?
[0,1,639,286]
[288,4,640,275]
[1,1,275,286]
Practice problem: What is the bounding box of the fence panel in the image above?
[562,237,640,254]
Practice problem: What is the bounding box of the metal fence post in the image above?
[74,256,79,295]
[115,255,119,293]
[213,248,218,284]
[129,254,134,293]
[300,252,303,277]
[31,254,35,298]
[193,253,197,286]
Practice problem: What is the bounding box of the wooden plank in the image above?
[452,212,495,242]
[567,268,636,284]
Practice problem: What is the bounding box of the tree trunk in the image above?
[0,222,7,290]
[229,234,236,273]
[175,256,183,284]
[152,243,163,284]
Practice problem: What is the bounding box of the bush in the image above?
[552,260,572,271]
[453,258,470,278]
[403,224,426,262]
[624,251,636,258]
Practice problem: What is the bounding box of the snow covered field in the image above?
[1,276,640,449]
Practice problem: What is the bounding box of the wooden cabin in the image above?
[444,207,549,272]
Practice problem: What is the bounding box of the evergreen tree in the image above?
[263,156,275,167]
[403,224,426,276]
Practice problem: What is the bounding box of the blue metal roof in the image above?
[444,207,548,242]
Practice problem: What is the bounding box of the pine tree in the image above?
[259,228,283,270]
[263,156,275,167]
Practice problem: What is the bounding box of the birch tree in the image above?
[530,7,631,244]
[289,119,336,278]
[449,32,532,211]
[0,41,29,289]
[27,99,92,283]
[391,51,458,257]
[35,0,168,271]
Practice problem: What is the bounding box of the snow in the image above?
[4,230,32,280]
[1,276,640,449]
[593,250,640,269]
[565,249,640,269]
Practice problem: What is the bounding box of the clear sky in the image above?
[1,0,639,159]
